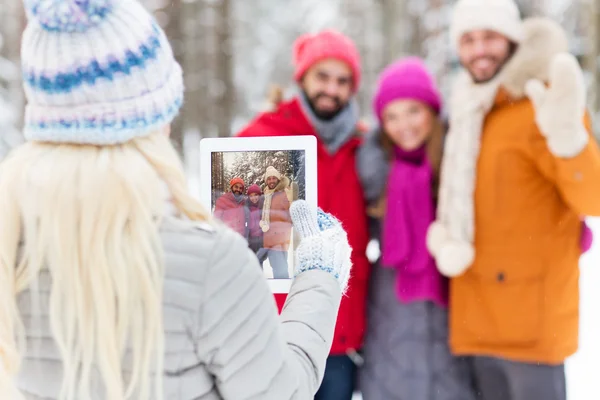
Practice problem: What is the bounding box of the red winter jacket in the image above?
[237,98,370,355]
[214,192,247,237]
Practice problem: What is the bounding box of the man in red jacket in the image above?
[213,177,248,238]
[237,30,369,400]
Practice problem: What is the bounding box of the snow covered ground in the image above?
[565,217,600,400]
[354,217,600,400]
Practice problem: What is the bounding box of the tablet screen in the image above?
[199,136,318,293]
[210,150,305,281]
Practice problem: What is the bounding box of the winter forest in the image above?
[2,1,600,399]
[211,149,305,206]
[1,0,599,174]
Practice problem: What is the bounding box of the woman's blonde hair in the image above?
[0,131,209,399]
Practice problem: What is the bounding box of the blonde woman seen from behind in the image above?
[0,1,352,399]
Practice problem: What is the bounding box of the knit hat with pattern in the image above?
[21,0,183,145]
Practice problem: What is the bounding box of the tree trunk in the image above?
[0,1,25,130]
[380,0,413,64]
[0,0,25,160]
[213,0,234,137]
[159,0,185,157]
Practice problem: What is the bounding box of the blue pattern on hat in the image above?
[26,97,183,144]
[22,0,183,145]
[27,0,114,33]
[24,25,162,95]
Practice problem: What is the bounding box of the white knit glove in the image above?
[290,200,352,294]
[525,53,589,158]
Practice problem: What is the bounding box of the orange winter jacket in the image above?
[450,88,600,364]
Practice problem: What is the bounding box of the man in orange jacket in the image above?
[260,166,292,279]
[426,1,600,399]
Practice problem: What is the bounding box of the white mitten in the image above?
[290,200,352,294]
[525,53,589,158]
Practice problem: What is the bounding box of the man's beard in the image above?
[232,189,242,195]
[267,182,278,190]
[466,44,517,84]
[467,57,506,84]
[305,91,346,121]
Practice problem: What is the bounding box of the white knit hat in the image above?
[265,166,282,180]
[21,0,183,145]
[450,0,523,48]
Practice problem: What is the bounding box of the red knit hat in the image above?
[292,29,361,91]
[230,177,245,189]
[247,184,262,196]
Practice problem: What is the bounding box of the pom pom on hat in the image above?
[292,29,362,91]
[26,0,114,33]
[21,0,184,145]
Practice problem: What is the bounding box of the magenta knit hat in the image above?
[373,57,442,121]
[247,184,262,196]
[293,29,361,91]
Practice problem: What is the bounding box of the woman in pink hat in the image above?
[246,184,267,265]
[357,57,475,400]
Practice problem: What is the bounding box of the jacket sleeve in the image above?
[531,113,600,216]
[356,129,389,205]
[269,193,292,223]
[199,228,340,399]
[213,197,225,220]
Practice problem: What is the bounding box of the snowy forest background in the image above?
[2,1,600,399]
[210,150,305,208]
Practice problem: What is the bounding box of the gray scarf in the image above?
[299,93,360,154]
[233,193,244,203]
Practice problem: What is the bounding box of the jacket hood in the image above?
[269,176,290,193]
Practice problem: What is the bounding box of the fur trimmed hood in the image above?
[265,175,290,194]
[453,17,569,101]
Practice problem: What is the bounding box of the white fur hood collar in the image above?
[427,17,572,278]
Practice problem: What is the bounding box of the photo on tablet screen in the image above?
[211,150,304,280]
[199,136,318,293]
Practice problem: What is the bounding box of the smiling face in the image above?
[266,176,280,190]
[458,29,513,83]
[231,183,244,196]
[249,193,260,204]
[382,99,435,151]
[301,58,353,120]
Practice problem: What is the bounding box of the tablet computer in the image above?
[199,135,318,293]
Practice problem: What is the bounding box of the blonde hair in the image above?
[0,131,209,399]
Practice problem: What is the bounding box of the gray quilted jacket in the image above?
[16,215,341,399]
